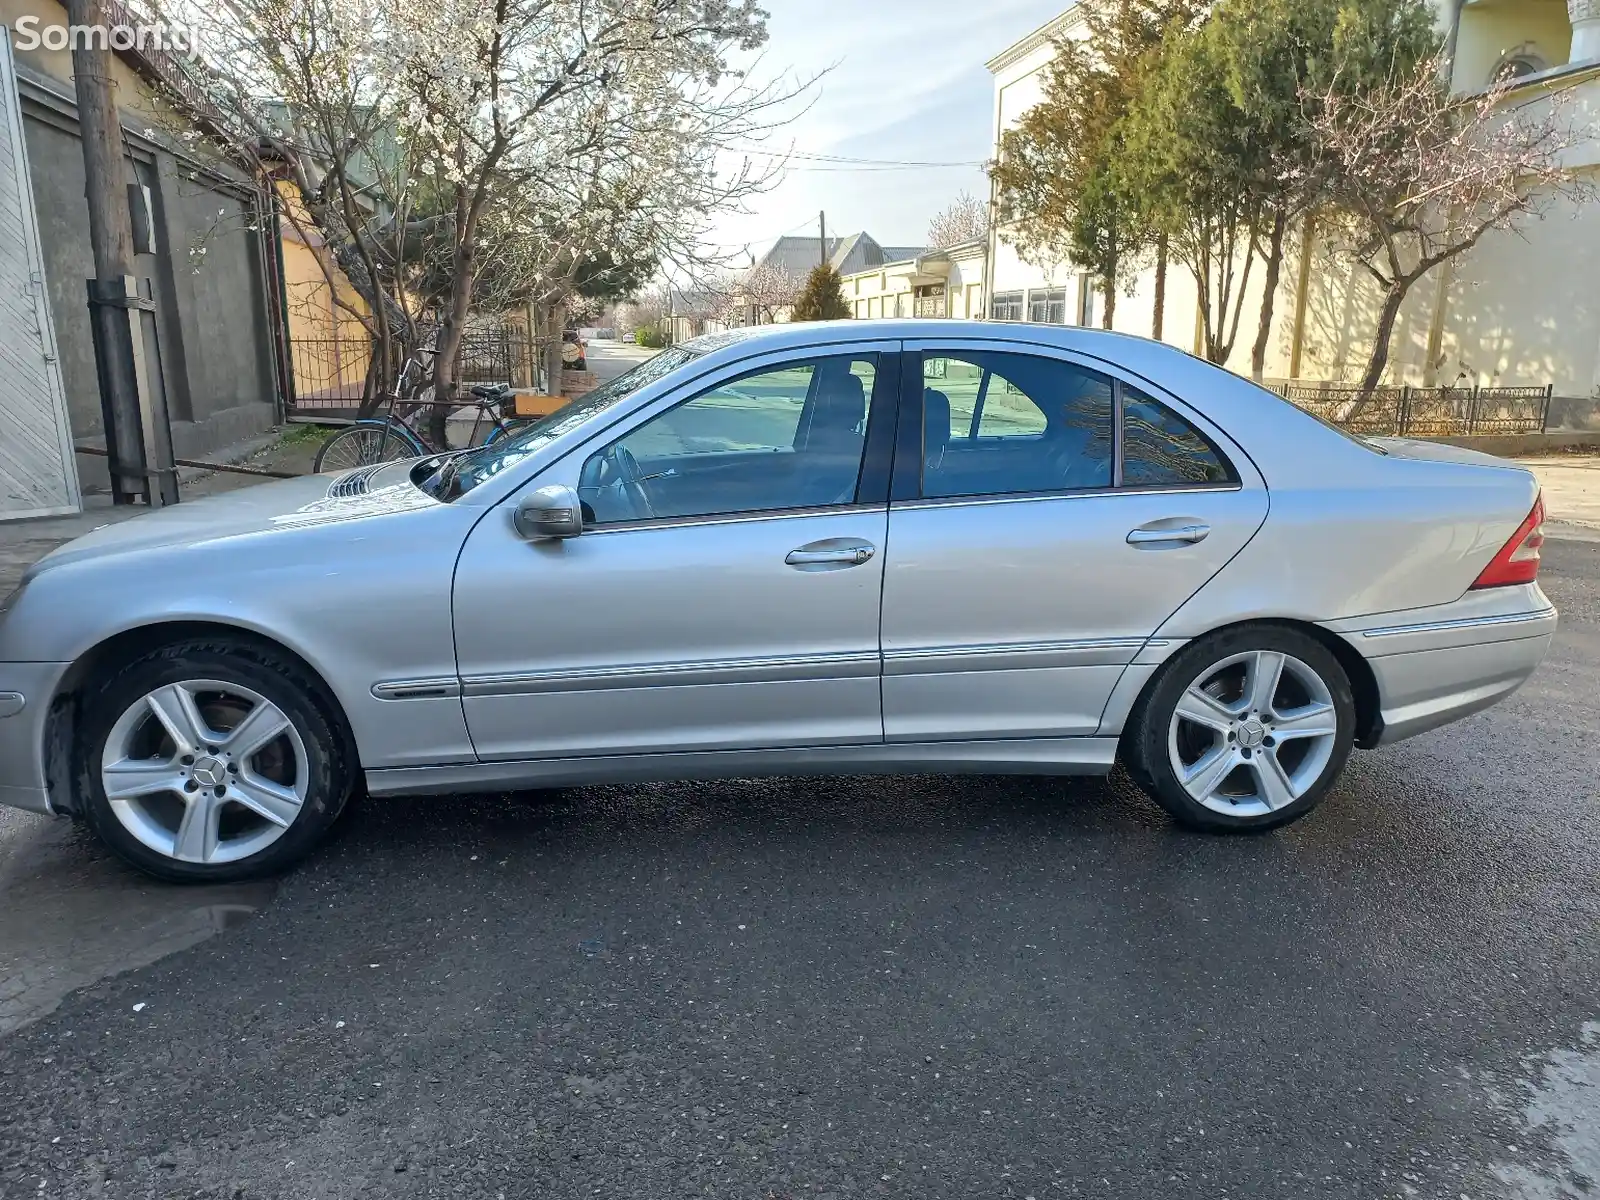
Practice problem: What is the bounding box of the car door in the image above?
[452,345,900,761]
[880,341,1268,742]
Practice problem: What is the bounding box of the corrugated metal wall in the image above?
[0,32,79,521]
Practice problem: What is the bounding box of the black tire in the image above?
[76,638,355,883]
[1123,623,1356,833]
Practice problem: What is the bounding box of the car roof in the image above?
[683,319,1163,357]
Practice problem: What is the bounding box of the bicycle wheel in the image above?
[482,418,536,446]
[313,420,426,472]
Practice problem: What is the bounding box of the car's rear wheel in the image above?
[1125,624,1355,832]
[77,638,354,883]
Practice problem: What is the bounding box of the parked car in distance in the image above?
[0,321,1554,882]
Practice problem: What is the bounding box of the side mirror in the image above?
[513,484,583,540]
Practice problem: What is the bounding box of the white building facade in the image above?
[838,240,988,322]
[983,0,1600,405]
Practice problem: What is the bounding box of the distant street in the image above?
[586,337,659,384]
[0,536,1596,1198]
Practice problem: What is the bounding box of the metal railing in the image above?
[286,324,535,415]
[1265,382,1554,437]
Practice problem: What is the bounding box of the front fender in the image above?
[0,503,480,771]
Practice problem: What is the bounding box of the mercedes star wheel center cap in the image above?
[192,756,228,788]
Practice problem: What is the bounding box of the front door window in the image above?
[579,355,878,524]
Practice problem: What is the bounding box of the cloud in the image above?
[704,0,1065,257]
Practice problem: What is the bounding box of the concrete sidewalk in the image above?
[1521,455,1600,540]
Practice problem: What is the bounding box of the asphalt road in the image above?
[1,546,1597,1200]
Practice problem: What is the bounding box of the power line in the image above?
[729,146,986,168]
[778,163,983,172]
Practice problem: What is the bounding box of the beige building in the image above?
[984,0,1600,402]
[838,239,988,321]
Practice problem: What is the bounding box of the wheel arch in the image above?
[1114,617,1382,755]
[45,620,359,817]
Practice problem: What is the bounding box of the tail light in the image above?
[1471,494,1546,589]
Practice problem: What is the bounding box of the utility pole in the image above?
[746,247,758,327]
[818,211,827,268]
[68,0,174,505]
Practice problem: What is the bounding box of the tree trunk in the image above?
[1152,234,1167,342]
[430,190,476,447]
[1100,273,1115,329]
[1215,222,1258,367]
[1357,282,1410,401]
[545,296,569,399]
[357,351,382,419]
[1250,210,1288,382]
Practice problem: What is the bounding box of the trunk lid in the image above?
[1367,437,1527,470]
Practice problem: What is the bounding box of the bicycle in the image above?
[312,347,534,473]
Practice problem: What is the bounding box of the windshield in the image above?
[425,345,701,499]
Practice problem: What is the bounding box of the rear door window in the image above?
[917,351,1114,499]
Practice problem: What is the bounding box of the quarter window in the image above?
[1122,385,1235,486]
[581,355,877,525]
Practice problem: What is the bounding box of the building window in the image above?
[1491,45,1549,84]
[893,292,905,318]
[1027,288,1067,324]
[990,291,1023,322]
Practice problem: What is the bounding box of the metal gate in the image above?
[0,30,80,521]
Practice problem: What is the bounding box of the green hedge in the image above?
[634,328,667,349]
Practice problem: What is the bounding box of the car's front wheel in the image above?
[77,638,354,883]
[1125,624,1356,832]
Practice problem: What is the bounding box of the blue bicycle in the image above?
[312,348,531,472]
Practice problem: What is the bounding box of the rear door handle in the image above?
[786,540,876,568]
[1127,523,1210,546]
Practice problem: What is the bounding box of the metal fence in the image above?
[286,323,535,416]
[1266,382,1554,437]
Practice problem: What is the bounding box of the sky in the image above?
[705,0,1071,264]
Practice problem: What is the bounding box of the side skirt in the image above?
[365,737,1120,798]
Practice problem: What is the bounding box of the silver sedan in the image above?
[0,322,1556,881]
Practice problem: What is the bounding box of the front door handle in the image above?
[786,540,876,569]
[1127,523,1211,546]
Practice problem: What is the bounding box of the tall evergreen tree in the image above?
[1203,0,1438,376]
[989,0,1202,334]
[791,265,851,321]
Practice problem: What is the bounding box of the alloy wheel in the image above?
[99,680,309,865]
[1166,650,1339,818]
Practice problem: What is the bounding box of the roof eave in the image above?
[986,3,1087,75]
